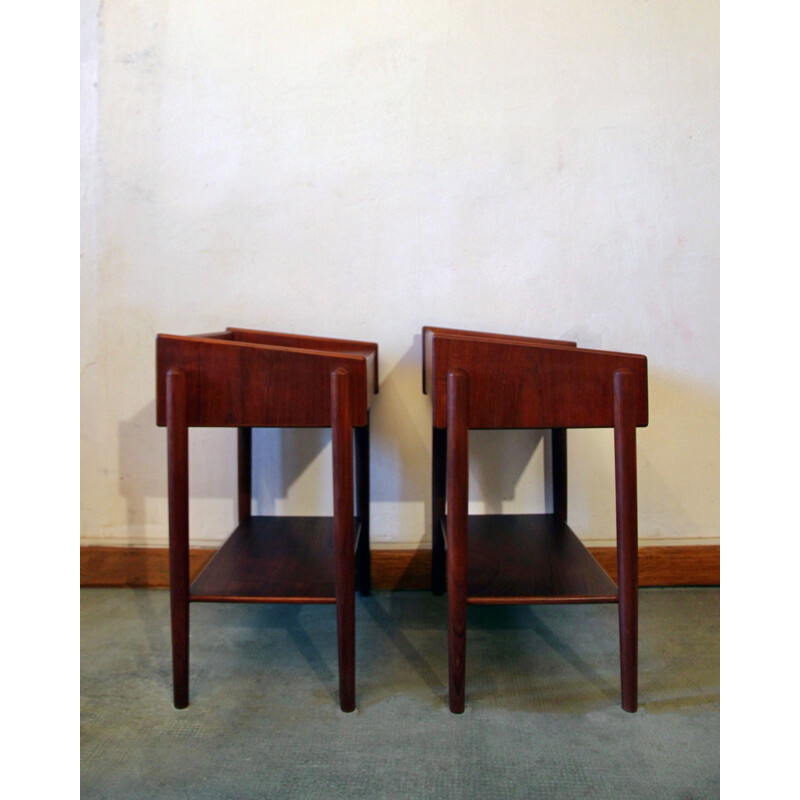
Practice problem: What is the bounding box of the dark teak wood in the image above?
[614,369,639,711]
[157,328,378,712]
[355,419,371,596]
[237,427,251,523]
[331,368,356,712]
[431,426,447,596]
[446,370,469,713]
[422,326,648,713]
[167,368,189,709]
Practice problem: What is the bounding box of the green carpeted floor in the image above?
[81,587,719,799]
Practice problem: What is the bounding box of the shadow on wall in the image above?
[369,335,550,540]
[120,401,331,544]
[470,428,548,515]
[117,350,718,548]
[251,427,331,516]
[368,336,430,504]
[119,399,171,540]
[119,401,239,543]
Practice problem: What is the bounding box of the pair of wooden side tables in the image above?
[156,326,647,714]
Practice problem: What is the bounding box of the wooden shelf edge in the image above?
[81,543,719,590]
[189,594,336,605]
[469,594,618,606]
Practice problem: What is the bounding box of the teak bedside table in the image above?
[422,326,648,713]
[156,327,379,712]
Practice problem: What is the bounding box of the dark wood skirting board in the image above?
[81,544,719,590]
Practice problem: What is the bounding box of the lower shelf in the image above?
[443,514,619,604]
[190,516,354,604]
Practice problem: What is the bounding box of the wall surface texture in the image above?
[81,1,719,550]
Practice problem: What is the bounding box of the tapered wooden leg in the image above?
[431,426,447,595]
[447,370,469,713]
[355,416,371,596]
[332,368,356,712]
[614,369,639,713]
[551,428,568,522]
[167,368,190,709]
[237,427,252,523]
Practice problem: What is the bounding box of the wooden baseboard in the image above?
[81,544,719,590]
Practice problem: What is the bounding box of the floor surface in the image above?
[81,587,719,799]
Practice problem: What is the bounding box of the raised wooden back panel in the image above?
[156,329,378,428]
[424,328,648,429]
[422,326,577,394]
[225,328,379,396]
